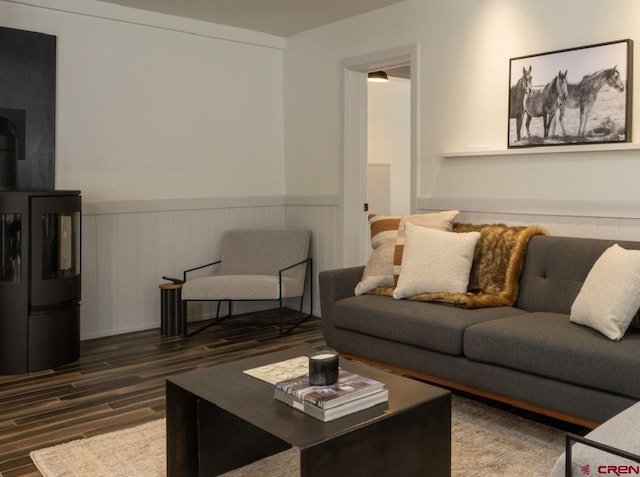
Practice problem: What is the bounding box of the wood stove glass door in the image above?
[1,212,21,283]
[41,211,80,280]
[0,193,29,373]
[30,195,81,309]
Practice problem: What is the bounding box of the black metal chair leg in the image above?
[182,301,188,338]
[281,260,314,336]
[185,301,230,337]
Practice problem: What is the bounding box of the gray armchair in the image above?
[181,229,312,337]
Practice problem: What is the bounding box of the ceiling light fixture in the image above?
[368,71,389,83]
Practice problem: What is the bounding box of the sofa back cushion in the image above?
[515,235,640,313]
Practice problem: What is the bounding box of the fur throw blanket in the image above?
[370,223,546,308]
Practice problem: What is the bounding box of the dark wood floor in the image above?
[0,309,587,477]
[0,310,325,477]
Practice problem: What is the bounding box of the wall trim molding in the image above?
[284,195,340,206]
[83,195,286,215]
[418,195,640,219]
[84,194,640,219]
[83,195,340,215]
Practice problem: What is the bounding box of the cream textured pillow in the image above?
[393,223,480,299]
[570,244,640,341]
[354,211,459,295]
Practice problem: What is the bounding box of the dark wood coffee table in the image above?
[166,346,450,476]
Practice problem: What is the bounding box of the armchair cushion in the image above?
[219,230,310,281]
[182,275,303,301]
[182,229,311,302]
[180,228,312,337]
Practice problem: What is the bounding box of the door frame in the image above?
[339,44,419,267]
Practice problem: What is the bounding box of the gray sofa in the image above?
[320,234,640,427]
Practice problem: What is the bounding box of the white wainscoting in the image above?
[453,211,640,241]
[418,195,640,240]
[82,193,639,339]
[81,196,340,339]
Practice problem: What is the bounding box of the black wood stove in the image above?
[0,190,81,374]
[0,26,80,373]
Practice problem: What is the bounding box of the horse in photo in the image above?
[524,70,569,139]
[509,65,533,141]
[557,66,625,137]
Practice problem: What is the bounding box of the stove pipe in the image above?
[0,117,18,190]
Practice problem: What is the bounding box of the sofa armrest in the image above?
[319,266,363,308]
[319,266,364,345]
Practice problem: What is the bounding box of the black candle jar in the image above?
[309,351,339,385]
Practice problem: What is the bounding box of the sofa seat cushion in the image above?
[464,313,640,399]
[332,295,527,356]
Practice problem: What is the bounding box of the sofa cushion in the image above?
[354,211,459,295]
[370,223,545,308]
[391,211,460,281]
[515,236,640,314]
[332,295,527,356]
[464,313,640,399]
[393,224,480,298]
[570,244,640,341]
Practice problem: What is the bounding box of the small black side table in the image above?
[159,282,185,336]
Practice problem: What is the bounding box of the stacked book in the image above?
[274,369,388,422]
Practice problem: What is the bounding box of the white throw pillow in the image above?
[570,244,640,341]
[393,223,480,299]
[354,210,459,295]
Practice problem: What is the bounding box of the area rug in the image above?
[30,395,566,477]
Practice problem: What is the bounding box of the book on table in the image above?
[277,388,389,422]
[274,369,388,422]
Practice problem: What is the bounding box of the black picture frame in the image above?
[508,39,632,148]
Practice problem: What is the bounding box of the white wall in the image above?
[284,0,640,219]
[7,0,640,338]
[1,0,286,202]
[0,0,301,338]
[367,164,391,215]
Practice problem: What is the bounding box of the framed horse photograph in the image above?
[508,39,633,148]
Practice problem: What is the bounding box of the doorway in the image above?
[367,66,411,217]
[340,45,418,267]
